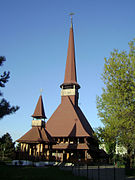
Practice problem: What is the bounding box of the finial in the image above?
[69,12,75,28]
[40,88,43,95]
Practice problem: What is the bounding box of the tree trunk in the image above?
[126,148,133,168]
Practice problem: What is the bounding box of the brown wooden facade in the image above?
[17,19,106,162]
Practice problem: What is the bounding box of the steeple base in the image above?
[32,120,45,128]
[61,85,79,106]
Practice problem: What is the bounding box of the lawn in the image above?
[0,165,87,180]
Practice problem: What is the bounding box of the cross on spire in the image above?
[69,12,75,28]
[40,88,43,95]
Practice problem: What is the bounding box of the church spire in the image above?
[60,14,80,89]
[60,16,80,106]
[32,95,47,119]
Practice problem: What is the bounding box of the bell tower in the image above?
[31,94,47,128]
[60,14,80,106]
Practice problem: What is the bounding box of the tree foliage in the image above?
[0,56,19,119]
[96,39,135,166]
[0,133,15,160]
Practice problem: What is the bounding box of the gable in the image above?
[17,127,53,143]
[46,96,94,137]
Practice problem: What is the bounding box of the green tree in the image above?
[0,56,19,119]
[0,133,15,160]
[96,39,135,167]
[96,127,116,163]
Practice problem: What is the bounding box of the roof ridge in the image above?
[37,127,42,141]
[66,96,90,137]
[75,106,94,137]
[41,128,54,142]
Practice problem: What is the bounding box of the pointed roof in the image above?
[17,127,53,143]
[60,23,80,88]
[46,96,94,137]
[32,95,47,119]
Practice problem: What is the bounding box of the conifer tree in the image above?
[0,133,15,160]
[0,56,19,119]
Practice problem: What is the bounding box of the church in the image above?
[17,18,105,162]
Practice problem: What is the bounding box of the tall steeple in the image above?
[60,15,80,106]
[61,14,80,89]
[32,95,47,119]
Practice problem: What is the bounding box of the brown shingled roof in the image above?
[32,95,47,119]
[52,143,89,150]
[17,127,53,143]
[46,96,94,137]
[60,25,80,88]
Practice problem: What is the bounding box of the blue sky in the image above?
[0,0,135,142]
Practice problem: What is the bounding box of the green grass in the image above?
[0,165,87,180]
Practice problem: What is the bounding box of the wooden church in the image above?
[17,18,105,162]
